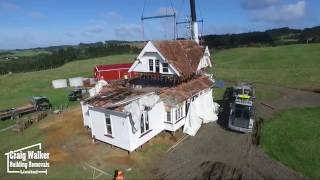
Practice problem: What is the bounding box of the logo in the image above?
[4,143,50,175]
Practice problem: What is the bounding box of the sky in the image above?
[0,0,319,49]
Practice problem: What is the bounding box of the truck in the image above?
[228,84,255,133]
[68,89,83,101]
[0,96,52,120]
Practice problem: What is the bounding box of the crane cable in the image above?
[141,0,148,41]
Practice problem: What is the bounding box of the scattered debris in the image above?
[196,161,243,180]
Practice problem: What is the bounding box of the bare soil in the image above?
[153,84,320,179]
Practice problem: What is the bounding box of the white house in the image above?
[81,40,218,152]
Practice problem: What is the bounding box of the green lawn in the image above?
[255,88,281,102]
[0,54,135,110]
[261,107,320,178]
[211,43,320,90]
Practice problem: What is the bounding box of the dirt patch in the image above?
[47,147,70,164]
[196,161,243,180]
[39,107,95,165]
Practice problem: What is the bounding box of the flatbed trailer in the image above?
[0,96,51,120]
[0,105,36,120]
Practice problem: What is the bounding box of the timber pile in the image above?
[12,112,47,133]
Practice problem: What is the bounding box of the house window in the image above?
[149,59,154,72]
[140,111,150,134]
[167,111,171,123]
[155,59,160,73]
[105,114,112,136]
[162,63,169,73]
[175,104,185,122]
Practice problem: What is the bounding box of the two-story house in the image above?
[81,40,218,152]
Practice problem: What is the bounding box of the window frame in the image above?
[105,114,112,136]
[162,63,169,73]
[140,110,150,134]
[155,59,160,73]
[166,111,171,123]
[149,59,154,72]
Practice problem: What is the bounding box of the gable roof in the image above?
[152,40,205,78]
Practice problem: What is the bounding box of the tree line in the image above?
[203,26,320,49]
[0,43,141,74]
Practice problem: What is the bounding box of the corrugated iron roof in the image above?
[95,63,133,71]
[85,75,213,112]
[153,40,205,78]
[159,75,214,106]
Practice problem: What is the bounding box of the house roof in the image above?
[95,63,133,71]
[85,75,214,112]
[152,40,205,78]
[159,75,214,107]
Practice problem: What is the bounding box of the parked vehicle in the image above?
[0,96,52,120]
[228,84,255,133]
[68,89,83,101]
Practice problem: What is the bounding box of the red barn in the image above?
[94,63,137,81]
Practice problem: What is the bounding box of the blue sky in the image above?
[0,0,319,49]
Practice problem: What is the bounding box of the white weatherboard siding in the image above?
[81,102,91,128]
[89,109,131,151]
[83,88,215,152]
[128,101,166,151]
[129,41,180,76]
[132,52,177,75]
[197,46,212,71]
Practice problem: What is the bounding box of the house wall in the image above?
[128,101,166,151]
[81,102,91,128]
[133,52,177,75]
[89,109,131,151]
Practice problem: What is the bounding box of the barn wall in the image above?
[89,109,131,151]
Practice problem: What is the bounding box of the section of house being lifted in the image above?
[80,40,219,152]
[228,84,255,133]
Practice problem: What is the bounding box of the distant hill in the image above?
[203,26,320,49]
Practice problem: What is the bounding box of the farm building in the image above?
[81,40,218,152]
[94,63,137,81]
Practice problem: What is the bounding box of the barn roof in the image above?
[152,40,205,78]
[95,63,133,71]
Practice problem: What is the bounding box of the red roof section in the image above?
[95,63,133,71]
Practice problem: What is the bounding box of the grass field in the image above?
[261,107,320,178]
[0,43,319,178]
[211,43,320,90]
[0,54,135,110]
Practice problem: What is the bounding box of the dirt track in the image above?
[153,84,320,179]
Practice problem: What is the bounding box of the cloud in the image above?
[241,0,279,10]
[156,7,176,16]
[84,25,105,34]
[65,32,74,38]
[249,1,306,23]
[114,24,142,40]
[29,11,45,19]
[0,1,19,11]
[101,11,122,22]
